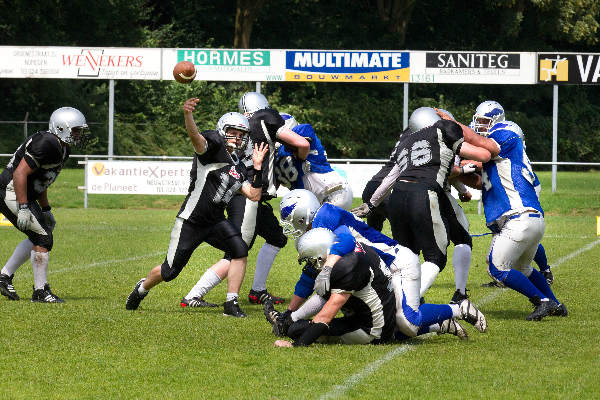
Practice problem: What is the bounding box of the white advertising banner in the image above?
[86,160,191,195]
[409,51,537,84]
[163,48,286,81]
[0,46,162,80]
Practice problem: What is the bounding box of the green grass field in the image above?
[1,170,599,399]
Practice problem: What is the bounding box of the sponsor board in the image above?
[538,53,600,84]
[163,48,286,81]
[0,46,162,80]
[409,51,537,84]
[86,161,192,195]
[285,50,410,82]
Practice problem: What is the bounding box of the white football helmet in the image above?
[280,113,298,130]
[216,112,250,151]
[472,100,505,136]
[49,107,90,146]
[279,189,321,238]
[408,107,441,133]
[295,227,336,271]
[238,92,269,117]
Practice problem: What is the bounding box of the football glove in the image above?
[314,266,332,296]
[460,163,477,174]
[351,202,373,218]
[16,204,34,231]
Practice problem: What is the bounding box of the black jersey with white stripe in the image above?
[247,108,286,199]
[370,128,410,183]
[0,131,70,201]
[177,130,249,225]
[390,120,463,192]
[329,245,396,341]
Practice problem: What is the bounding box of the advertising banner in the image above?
[409,51,537,84]
[0,46,162,80]
[86,160,191,195]
[538,53,600,84]
[163,48,286,81]
[284,50,410,82]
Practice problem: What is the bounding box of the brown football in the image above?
[173,61,197,84]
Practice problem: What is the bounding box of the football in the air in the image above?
[173,61,197,84]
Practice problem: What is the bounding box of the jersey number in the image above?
[274,156,298,188]
[213,172,242,204]
[396,140,433,172]
[481,170,492,191]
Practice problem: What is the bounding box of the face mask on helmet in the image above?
[408,107,441,133]
[216,112,250,151]
[279,189,321,238]
[49,107,91,147]
[295,228,336,271]
[280,113,298,130]
[472,101,505,136]
[238,92,269,117]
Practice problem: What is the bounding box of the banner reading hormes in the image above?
[0,46,162,80]
[86,161,192,195]
[285,50,410,82]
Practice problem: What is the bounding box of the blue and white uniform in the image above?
[482,121,559,305]
[275,123,352,209]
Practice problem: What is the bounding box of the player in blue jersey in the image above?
[274,113,353,210]
[466,101,567,320]
[268,189,487,340]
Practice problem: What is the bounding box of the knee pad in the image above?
[160,260,181,282]
[390,246,419,276]
[488,257,509,283]
[395,291,421,337]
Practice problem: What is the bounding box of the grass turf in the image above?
[0,169,599,399]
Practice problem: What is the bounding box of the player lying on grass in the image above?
[125,98,268,318]
[267,189,487,342]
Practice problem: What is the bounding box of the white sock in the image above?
[453,244,471,294]
[2,239,33,276]
[428,323,441,333]
[30,251,49,290]
[185,269,222,300]
[138,279,149,294]
[420,262,440,298]
[226,292,238,302]
[291,295,327,321]
[252,243,281,291]
[450,304,460,318]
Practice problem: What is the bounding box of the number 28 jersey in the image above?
[177,130,249,225]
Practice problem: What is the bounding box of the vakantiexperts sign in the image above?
[538,53,600,85]
[285,50,410,82]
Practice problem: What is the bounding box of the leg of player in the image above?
[451,244,472,303]
[223,257,248,317]
[0,239,33,300]
[249,243,284,304]
[30,245,64,303]
[534,243,553,285]
[180,259,227,308]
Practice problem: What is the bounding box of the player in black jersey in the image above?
[352,107,497,309]
[125,98,268,317]
[0,107,91,303]
[181,92,310,308]
[266,228,396,347]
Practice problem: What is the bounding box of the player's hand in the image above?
[42,209,56,231]
[460,163,477,174]
[314,266,332,296]
[16,205,34,231]
[351,202,373,218]
[252,142,269,168]
[459,191,472,202]
[274,339,293,348]
[182,98,199,114]
[435,108,453,120]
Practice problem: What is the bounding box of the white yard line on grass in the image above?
[318,238,600,400]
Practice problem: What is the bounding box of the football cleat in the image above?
[481,280,505,288]
[458,299,487,333]
[31,284,64,303]
[263,301,293,337]
[541,269,554,285]
[0,273,20,300]
[180,296,218,308]
[248,289,285,305]
[450,289,469,304]
[125,278,147,310]
[526,296,559,321]
[438,319,469,340]
[551,303,568,317]
[223,298,247,318]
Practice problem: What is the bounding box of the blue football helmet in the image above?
[472,101,505,136]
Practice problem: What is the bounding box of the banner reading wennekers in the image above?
[409,51,537,84]
[0,46,162,80]
[538,53,600,84]
[86,161,191,195]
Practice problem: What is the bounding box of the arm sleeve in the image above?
[438,119,464,153]
[369,162,403,207]
[329,225,357,257]
[294,270,316,299]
